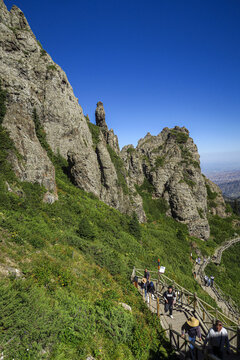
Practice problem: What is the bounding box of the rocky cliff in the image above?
[0,0,227,239]
[0,0,145,219]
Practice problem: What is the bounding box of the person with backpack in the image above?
[147,281,155,299]
[181,317,202,359]
[204,275,209,286]
[163,285,176,319]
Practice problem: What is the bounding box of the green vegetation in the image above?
[179,171,196,189]
[37,39,47,56]
[47,64,57,71]
[205,242,240,308]
[170,129,189,144]
[154,156,165,169]
[141,154,151,165]
[152,145,163,153]
[33,108,52,154]
[135,178,169,222]
[127,147,135,154]
[107,145,129,195]
[87,121,100,148]
[206,184,218,200]
[208,215,240,245]
[198,208,204,219]
[1,83,239,357]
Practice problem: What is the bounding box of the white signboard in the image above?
[159,266,166,273]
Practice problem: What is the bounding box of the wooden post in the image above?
[194,293,197,311]
[237,326,240,354]
[215,308,218,320]
[203,310,205,322]
[157,297,160,319]
[188,295,190,305]
[157,258,160,287]
[131,266,136,282]
[169,323,172,345]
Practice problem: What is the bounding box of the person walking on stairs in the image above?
[163,285,176,319]
[210,275,215,287]
[204,275,209,286]
[181,317,201,359]
[204,320,230,359]
[144,268,150,281]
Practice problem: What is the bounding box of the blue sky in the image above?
[4,0,240,172]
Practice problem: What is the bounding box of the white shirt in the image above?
[204,327,229,350]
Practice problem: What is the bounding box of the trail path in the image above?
[138,282,239,360]
[194,237,240,321]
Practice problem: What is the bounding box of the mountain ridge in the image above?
[0,0,228,239]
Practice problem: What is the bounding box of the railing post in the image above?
[131,266,136,281]
[169,323,172,345]
[188,295,190,305]
[194,293,197,312]
[203,310,205,322]
[157,297,160,319]
[215,308,218,320]
[237,326,240,354]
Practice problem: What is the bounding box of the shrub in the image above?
[170,129,189,144]
[128,212,141,239]
[47,64,57,71]
[206,184,218,200]
[77,217,96,240]
[154,156,165,168]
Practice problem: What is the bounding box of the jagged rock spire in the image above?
[95,101,108,130]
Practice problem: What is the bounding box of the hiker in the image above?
[204,275,209,286]
[144,268,150,281]
[198,257,201,265]
[141,278,148,299]
[181,317,202,359]
[207,277,211,287]
[163,285,176,319]
[147,281,155,299]
[193,271,196,279]
[195,258,198,265]
[204,320,230,359]
[133,275,138,288]
[210,275,215,287]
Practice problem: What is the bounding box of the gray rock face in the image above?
[122,126,211,239]
[95,101,107,130]
[205,178,228,218]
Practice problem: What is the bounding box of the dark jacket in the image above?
[163,290,176,305]
[181,323,201,338]
[144,271,150,280]
[147,281,155,294]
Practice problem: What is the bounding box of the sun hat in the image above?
[142,278,147,283]
[187,317,199,327]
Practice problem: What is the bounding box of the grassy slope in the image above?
[1,84,240,358]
